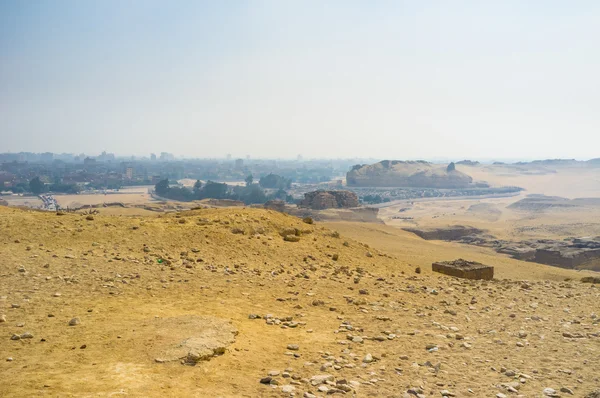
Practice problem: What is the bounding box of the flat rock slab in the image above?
[146,315,238,365]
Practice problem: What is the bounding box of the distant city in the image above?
[0,151,370,196]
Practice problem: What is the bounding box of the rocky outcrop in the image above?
[403,225,486,241]
[148,315,238,365]
[405,225,600,271]
[347,160,474,188]
[299,190,359,210]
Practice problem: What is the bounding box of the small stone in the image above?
[310,375,334,385]
[20,332,33,339]
[6,357,13,362]
[268,370,280,376]
[260,377,272,384]
[543,388,559,397]
[53,293,62,297]
[68,318,81,326]
[282,385,295,393]
[10,334,20,341]
[0,314,6,323]
[363,353,373,363]
[287,344,299,351]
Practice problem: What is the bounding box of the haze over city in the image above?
[2,1,599,160]
[3,2,600,398]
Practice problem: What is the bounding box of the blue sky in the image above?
[1,1,599,160]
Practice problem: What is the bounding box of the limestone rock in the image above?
[150,316,237,365]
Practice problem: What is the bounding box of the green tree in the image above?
[259,173,291,189]
[245,174,253,186]
[201,181,229,199]
[29,177,45,195]
[155,179,170,196]
[193,180,203,193]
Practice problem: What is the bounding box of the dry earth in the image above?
[1,206,599,397]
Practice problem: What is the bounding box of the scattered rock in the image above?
[543,388,560,397]
[281,385,295,393]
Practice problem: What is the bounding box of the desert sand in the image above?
[1,205,599,397]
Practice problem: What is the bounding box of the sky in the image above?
[1,1,599,160]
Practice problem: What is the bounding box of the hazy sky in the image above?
[1,1,599,160]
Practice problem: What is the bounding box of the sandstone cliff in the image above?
[347,160,473,188]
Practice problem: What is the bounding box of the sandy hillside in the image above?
[379,194,600,242]
[1,206,599,397]
[457,164,600,199]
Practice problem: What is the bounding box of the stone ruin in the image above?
[432,259,494,280]
[299,190,359,210]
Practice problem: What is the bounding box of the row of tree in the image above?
[154,178,292,205]
[26,177,81,195]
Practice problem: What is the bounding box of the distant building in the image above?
[160,152,175,161]
[83,157,97,166]
[41,152,54,162]
[150,153,157,161]
[125,167,134,180]
[226,154,232,160]
[235,158,244,169]
[98,151,115,162]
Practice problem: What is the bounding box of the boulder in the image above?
[299,190,359,210]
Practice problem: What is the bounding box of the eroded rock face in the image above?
[405,224,600,271]
[299,191,359,210]
[403,225,485,241]
[347,160,474,188]
[149,316,238,365]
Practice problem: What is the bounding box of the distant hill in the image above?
[456,160,480,166]
[346,160,474,188]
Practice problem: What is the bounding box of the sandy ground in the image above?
[2,196,44,208]
[1,206,599,398]
[373,164,600,241]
